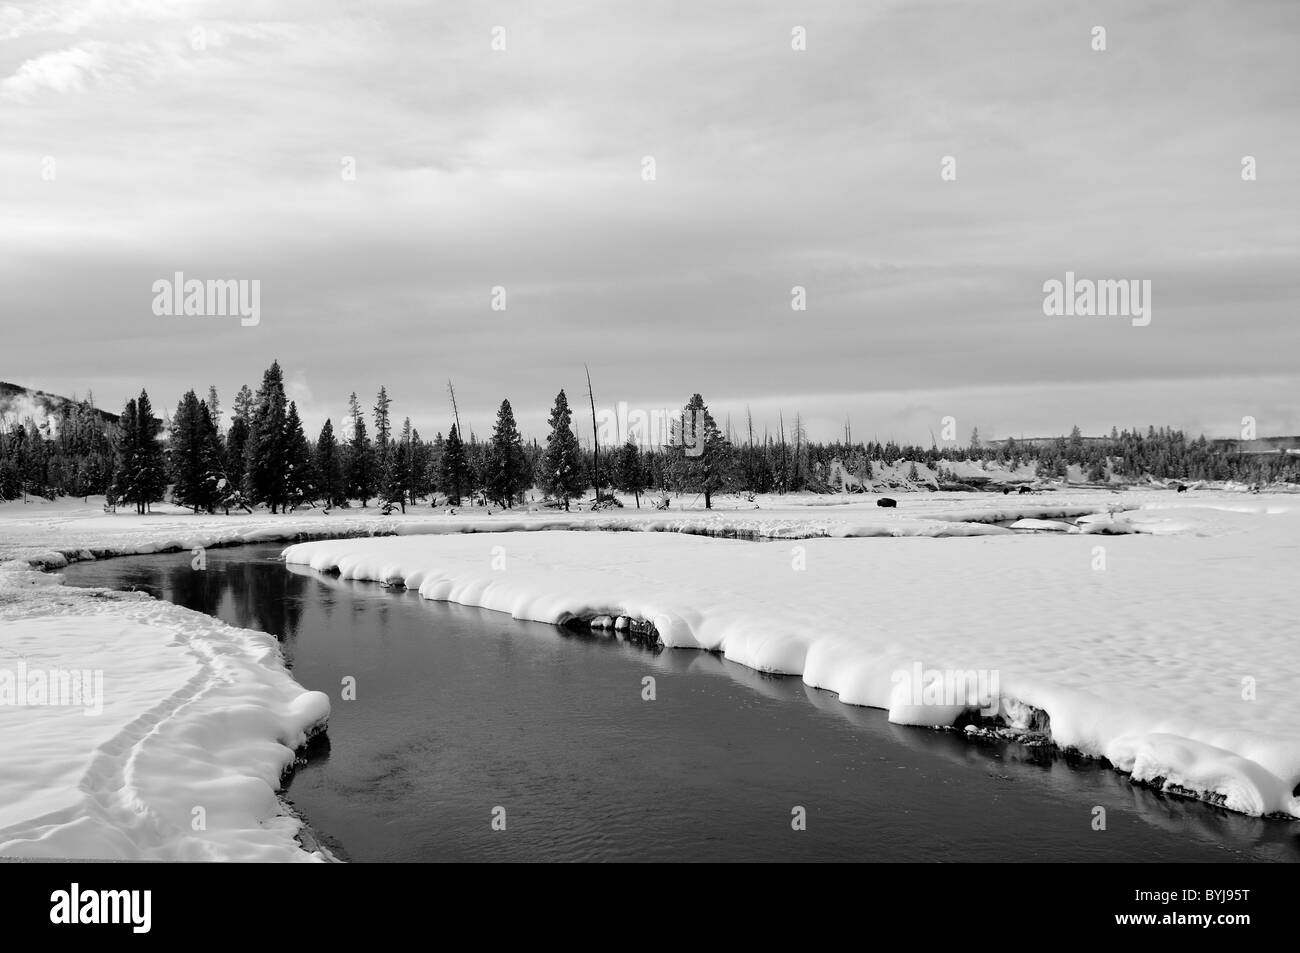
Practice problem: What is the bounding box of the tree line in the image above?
[1,363,1296,509]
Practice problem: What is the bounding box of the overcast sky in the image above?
[2,0,1297,444]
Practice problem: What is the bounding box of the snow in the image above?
[1,487,1297,861]
[0,491,1137,568]
[280,497,1300,819]
[1007,518,1075,531]
[0,560,330,861]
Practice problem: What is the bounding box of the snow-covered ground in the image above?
[1,487,1296,862]
[0,559,330,861]
[0,488,1156,568]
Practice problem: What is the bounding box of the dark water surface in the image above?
[64,545,1299,862]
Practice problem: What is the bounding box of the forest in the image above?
[1,361,1296,510]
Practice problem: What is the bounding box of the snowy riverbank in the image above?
[281,498,1300,820]
[0,560,330,860]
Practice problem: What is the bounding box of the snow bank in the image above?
[0,561,330,861]
[284,504,1300,819]
[0,493,1151,570]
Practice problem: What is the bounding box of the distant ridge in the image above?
[0,381,122,425]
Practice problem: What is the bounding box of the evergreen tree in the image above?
[540,390,583,509]
[486,400,528,507]
[439,423,468,505]
[199,401,235,514]
[206,386,222,432]
[408,426,428,506]
[346,392,375,506]
[315,418,345,507]
[136,390,167,509]
[666,394,731,509]
[372,387,394,504]
[381,417,412,513]
[373,386,392,448]
[284,401,316,509]
[232,384,254,423]
[112,398,138,511]
[114,391,166,513]
[244,361,291,512]
[615,439,644,508]
[170,390,207,512]
[225,384,254,493]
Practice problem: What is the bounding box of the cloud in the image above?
[1,44,107,98]
[2,0,1297,442]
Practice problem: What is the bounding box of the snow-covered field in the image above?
[1,488,1296,861]
[0,488,1154,568]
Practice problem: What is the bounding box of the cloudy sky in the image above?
[2,0,1297,444]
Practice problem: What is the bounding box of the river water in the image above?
[63,544,1298,862]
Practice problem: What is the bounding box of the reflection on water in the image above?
[92,554,314,653]
[64,545,1300,863]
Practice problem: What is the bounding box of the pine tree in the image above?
[197,401,233,513]
[439,423,468,506]
[615,439,644,508]
[244,361,290,513]
[666,394,731,509]
[540,390,583,509]
[114,391,166,513]
[206,386,222,432]
[232,384,254,423]
[224,384,254,493]
[486,399,528,507]
[315,418,345,507]
[170,390,207,512]
[424,431,445,504]
[346,392,375,505]
[408,426,428,506]
[135,390,167,511]
[381,417,411,513]
[373,387,392,448]
[284,401,315,509]
[112,398,138,511]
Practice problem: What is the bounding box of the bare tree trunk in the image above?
[447,380,462,436]
[585,364,599,502]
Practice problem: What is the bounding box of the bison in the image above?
[877,497,898,508]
